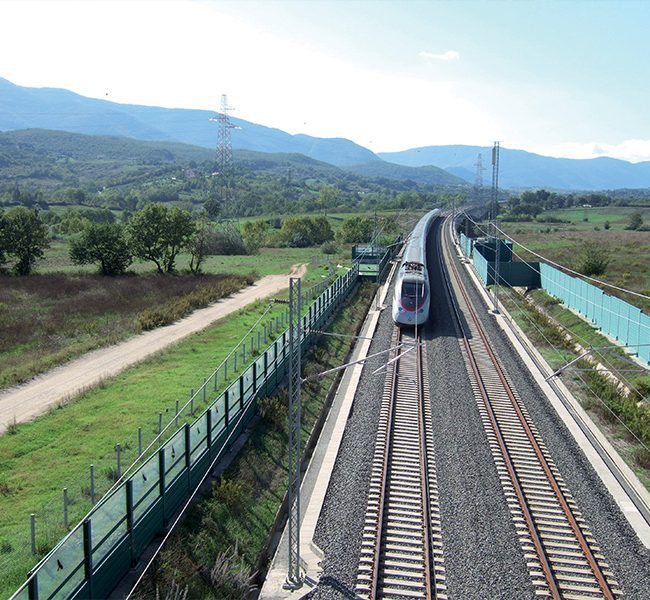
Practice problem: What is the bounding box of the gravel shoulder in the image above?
[0,267,305,432]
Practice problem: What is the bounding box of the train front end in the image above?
[392,264,430,326]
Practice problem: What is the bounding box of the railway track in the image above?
[356,327,446,599]
[441,220,622,599]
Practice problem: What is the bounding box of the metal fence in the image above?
[11,264,360,600]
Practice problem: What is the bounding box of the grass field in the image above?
[1,242,350,391]
[498,206,650,313]
[0,259,341,597]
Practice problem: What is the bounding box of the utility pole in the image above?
[285,277,303,588]
[491,141,501,313]
[474,152,485,205]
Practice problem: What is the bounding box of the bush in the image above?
[135,275,253,330]
[258,392,287,431]
[574,240,610,276]
[321,241,339,255]
[213,478,244,512]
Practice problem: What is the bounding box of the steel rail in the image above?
[357,327,439,599]
[369,327,400,599]
[440,219,617,599]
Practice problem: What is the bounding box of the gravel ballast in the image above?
[309,219,650,599]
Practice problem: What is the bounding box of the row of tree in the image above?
[1,205,397,277]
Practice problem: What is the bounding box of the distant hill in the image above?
[346,160,466,187]
[378,145,650,191]
[0,77,379,167]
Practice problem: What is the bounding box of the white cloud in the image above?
[530,139,650,163]
[419,50,460,62]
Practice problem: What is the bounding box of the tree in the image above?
[626,211,643,231]
[2,207,50,275]
[163,207,195,272]
[311,216,334,245]
[575,240,610,277]
[0,209,7,268]
[241,219,270,254]
[127,204,195,273]
[187,218,221,274]
[279,216,333,247]
[203,197,221,221]
[336,216,374,243]
[69,222,132,275]
[318,186,338,215]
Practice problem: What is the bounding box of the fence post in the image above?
[158,448,167,525]
[175,400,179,428]
[138,428,142,457]
[83,519,93,598]
[224,390,230,429]
[207,408,213,450]
[90,464,95,505]
[264,323,268,345]
[28,571,38,600]
[239,375,244,410]
[224,358,228,381]
[158,413,163,435]
[126,480,136,566]
[242,343,246,363]
[63,488,69,529]
[30,513,36,555]
[214,370,218,391]
[184,424,192,492]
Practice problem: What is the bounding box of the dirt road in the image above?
[0,266,306,432]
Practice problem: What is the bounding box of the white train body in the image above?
[392,209,440,327]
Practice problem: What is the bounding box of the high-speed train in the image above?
[392,209,440,326]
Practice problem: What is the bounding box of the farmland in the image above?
[499,206,650,313]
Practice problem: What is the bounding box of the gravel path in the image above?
[0,266,306,432]
[309,220,650,599]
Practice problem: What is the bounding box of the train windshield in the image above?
[401,280,427,311]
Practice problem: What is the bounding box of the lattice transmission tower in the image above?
[210,94,237,202]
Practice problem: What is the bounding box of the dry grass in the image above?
[0,273,252,389]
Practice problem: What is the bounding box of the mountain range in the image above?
[2,76,649,191]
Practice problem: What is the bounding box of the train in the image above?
[392,209,440,326]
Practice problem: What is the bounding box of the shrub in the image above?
[258,392,287,431]
[321,241,339,255]
[574,240,610,276]
[213,478,244,512]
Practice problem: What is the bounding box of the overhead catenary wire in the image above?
[481,239,650,403]
[462,212,649,379]
[495,282,650,456]
[454,215,650,451]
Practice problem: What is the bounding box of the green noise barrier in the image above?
[11,264,361,600]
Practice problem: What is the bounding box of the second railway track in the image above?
[441,219,622,599]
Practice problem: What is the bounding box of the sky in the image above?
[1,0,649,162]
